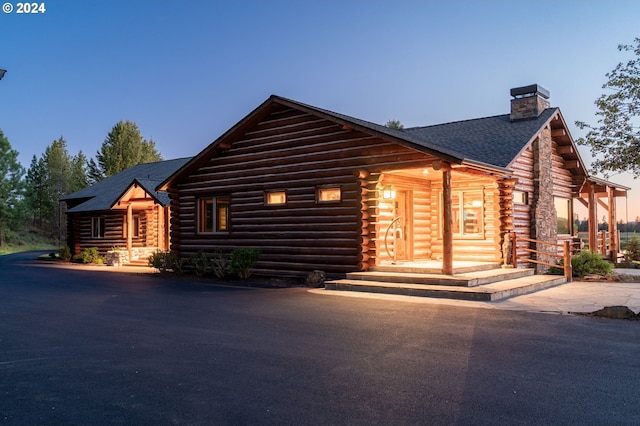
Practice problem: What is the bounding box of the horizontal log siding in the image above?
[510,146,534,262]
[70,207,157,256]
[430,175,501,262]
[170,106,438,277]
[508,135,578,264]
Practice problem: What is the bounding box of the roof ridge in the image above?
[406,107,558,131]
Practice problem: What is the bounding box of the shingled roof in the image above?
[404,108,559,169]
[63,157,192,213]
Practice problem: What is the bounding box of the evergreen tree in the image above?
[24,155,47,227]
[92,120,163,181]
[24,137,89,240]
[0,130,25,246]
[386,119,405,130]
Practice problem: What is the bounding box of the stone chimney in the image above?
[510,84,550,121]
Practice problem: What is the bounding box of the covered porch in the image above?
[369,162,506,275]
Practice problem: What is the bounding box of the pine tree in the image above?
[92,120,163,181]
[0,130,25,246]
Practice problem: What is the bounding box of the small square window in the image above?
[317,187,341,203]
[513,191,528,205]
[265,191,286,205]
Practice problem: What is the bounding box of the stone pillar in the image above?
[531,127,557,273]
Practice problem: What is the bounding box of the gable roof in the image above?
[159,95,509,190]
[63,157,191,213]
[158,95,599,190]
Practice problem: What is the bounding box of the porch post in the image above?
[127,203,133,262]
[608,186,618,260]
[442,164,453,275]
[588,183,597,254]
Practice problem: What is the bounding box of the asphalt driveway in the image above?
[1,252,639,425]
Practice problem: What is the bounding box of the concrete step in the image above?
[345,268,534,287]
[372,262,502,274]
[324,274,567,301]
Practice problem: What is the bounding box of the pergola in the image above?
[577,176,630,260]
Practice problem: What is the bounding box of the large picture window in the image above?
[442,190,484,237]
[91,217,105,239]
[198,196,230,233]
[554,197,572,235]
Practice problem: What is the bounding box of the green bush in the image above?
[190,250,211,276]
[73,247,100,264]
[59,246,72,261]
[210,248,229,278]
[229,248,260,279]
[626,234,640,261]
[149,250,186,274]
[571,250,613,277]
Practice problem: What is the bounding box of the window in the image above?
[317,187,341,203]
[513,191,528,205]
[91,217,105,239]
[122,214,140,238]
[132,215,140,238]
[554,197,572,235]
[265,191,286,206]
[198,196,230,233]
[443,190,484,237]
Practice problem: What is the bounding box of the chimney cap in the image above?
[510,84,550,99]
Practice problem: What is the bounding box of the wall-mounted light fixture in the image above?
[382,186,396,200]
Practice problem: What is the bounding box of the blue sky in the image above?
[1,1,639,218]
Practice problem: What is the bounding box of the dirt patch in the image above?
[574,305,640,321]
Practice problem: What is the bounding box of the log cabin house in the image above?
[63,157,191,265]
[154,84,627,278]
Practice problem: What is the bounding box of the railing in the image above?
[511,233,573,282]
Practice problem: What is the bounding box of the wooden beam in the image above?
[576,197,588,208]
[597,198,609,211]
[442,165,453,275]
[588,185,597,254]
[609,186,618,258]
[127,204,133,262]
[565,160,581,169]
[557,145,574,155]
[551,129,567,138]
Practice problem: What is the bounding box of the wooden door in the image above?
[394,190,413,261]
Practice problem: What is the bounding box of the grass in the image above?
[0,226,59,256]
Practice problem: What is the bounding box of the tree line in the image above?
[0,120,162,247]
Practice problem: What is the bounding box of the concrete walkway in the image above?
[315,269,640,315]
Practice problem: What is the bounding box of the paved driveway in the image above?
[1,252,639,425]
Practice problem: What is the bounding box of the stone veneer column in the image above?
[531,127,557,273]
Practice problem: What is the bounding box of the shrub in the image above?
[229,248,260,279]
[571,250,613,277]
[73,247,100,264]
[149,250,186,274]
[59,246,72,261]
[210,248,229,278]
[626,234,640,261]
[190,250,211,276]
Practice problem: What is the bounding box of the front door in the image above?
[393,190,413,262]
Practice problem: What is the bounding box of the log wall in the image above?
[430,175,501,262]
[508,127,579,265]
[169,105,439,277]
[67,205,159,256]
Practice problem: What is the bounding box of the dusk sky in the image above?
[1,1,639,219]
